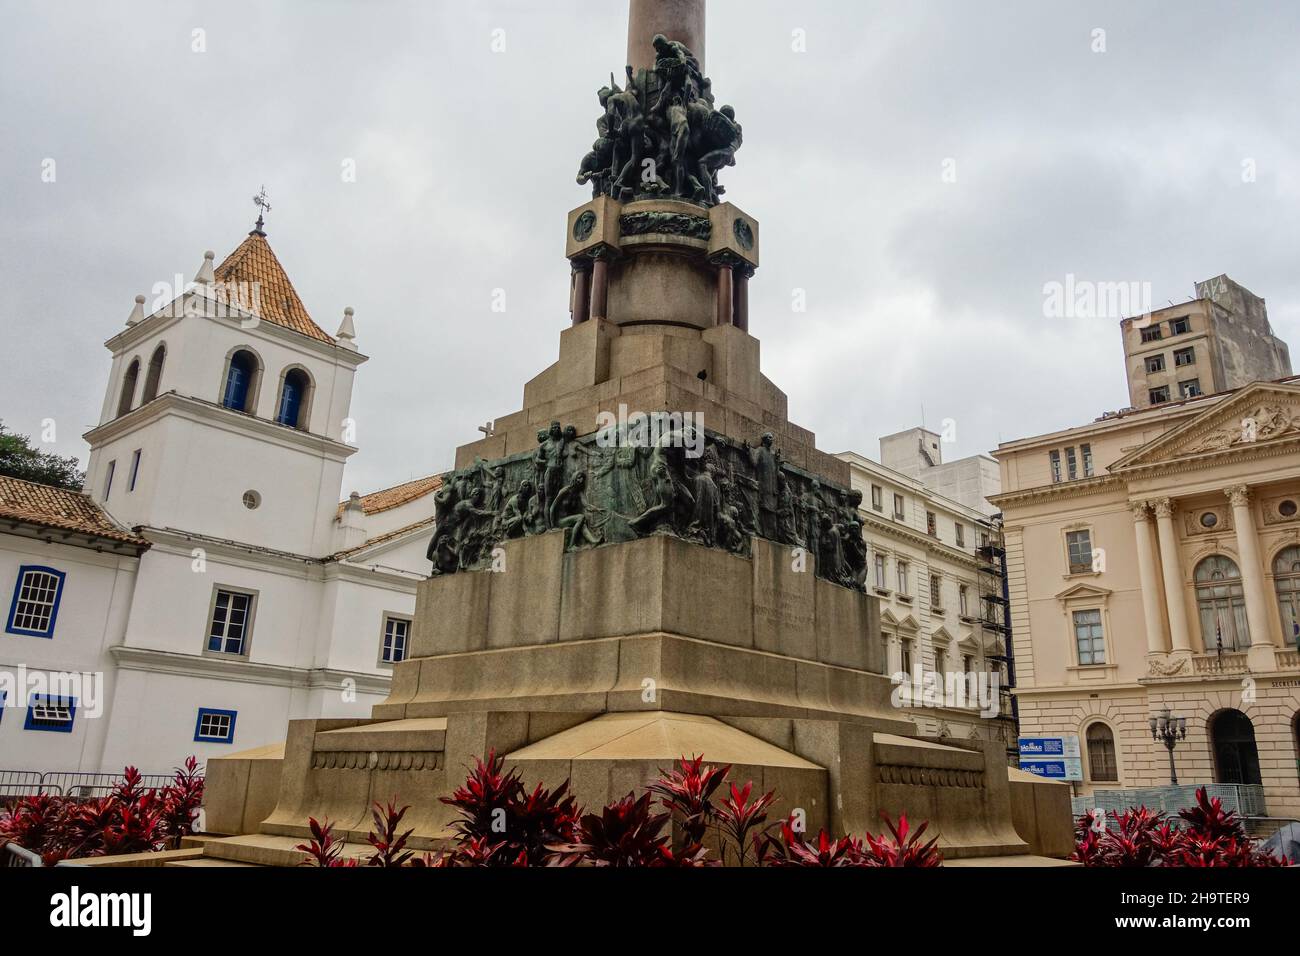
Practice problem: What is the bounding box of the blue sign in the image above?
[1019,737,1065,756]
[1021,760,1068,779]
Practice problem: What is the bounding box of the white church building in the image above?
[0,220,439,776]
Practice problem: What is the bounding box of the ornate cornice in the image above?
[988,474,1122,508]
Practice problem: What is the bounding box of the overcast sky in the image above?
[3,0,1299,497]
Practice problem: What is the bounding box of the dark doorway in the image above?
[1211,709,1262,785]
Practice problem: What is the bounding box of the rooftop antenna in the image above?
[251,185,272,235]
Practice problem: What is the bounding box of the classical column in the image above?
[570,261,591,326]
[627,0,706,73]
[733,264,752,332]
[1226,485,1276,649]
[1152,498,1192,652]
[1131,501,1169,654]
[715,262,734,326]
[590,256,610,322]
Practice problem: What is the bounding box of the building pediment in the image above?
[1112,381,1300,473]
[1054,582,1112,602]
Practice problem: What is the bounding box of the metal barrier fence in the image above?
[2,842,42,867]
[0,769,175,801]
[1071,783,1268,828]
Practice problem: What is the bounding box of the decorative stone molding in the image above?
[1151,498,1175,520]
[1225,484,1251,509]
[877,765,983,789]
[1129,500,1151,521]
[1188,404,1300,454]
[311,751,442,771]
[1146,655,1190,677]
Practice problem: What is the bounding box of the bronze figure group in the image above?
[577,35,742,207]
[427,421,868,590]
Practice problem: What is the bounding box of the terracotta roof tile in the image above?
[338,474,443,518]
[0,476,147,548]
[212,232,334,344]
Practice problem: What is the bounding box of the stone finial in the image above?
[345,490,364,513]
[126,294,146,326]
[336,306,357,349]
[194,250,216,286]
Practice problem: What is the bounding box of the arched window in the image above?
[1195,555,1249,651]
[275,368,312,430]
[1293,713,1300,783]
[1273,546,1300,647]
[1210,709,1261,785]
[141,344,165,404]
[116,359,140,417]
[222,350,259,413]
[1085,722,1118,782]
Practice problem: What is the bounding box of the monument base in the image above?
[195,531,1055,864]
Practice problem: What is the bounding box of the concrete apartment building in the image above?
[1121,274,1291,409]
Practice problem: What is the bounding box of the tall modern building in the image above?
[1120,274,1291,410]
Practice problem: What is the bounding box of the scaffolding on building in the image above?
[977,514,1019,764]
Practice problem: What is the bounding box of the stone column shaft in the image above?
[590,258,610,321]
[1131,502,1168,654]
[1152,499,1192,652]
[734,268,750,332]
[571,263,591,326]
[627,0,706,73]
[716,263,734,326]
[1227,485,1276,648]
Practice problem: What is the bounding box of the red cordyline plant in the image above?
[1071,787,1289,868]
[297,752,946,868]
[647,754,730,847]
[437,750,580,867]
[716,781,776,866]
[296,816,359,868]
[755,811,942,868]
[0,758,205,863]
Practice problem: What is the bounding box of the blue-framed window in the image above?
[128,449,142,492]
[207,588,253,655]
[222,351,257,412]
[276,369,310,429]
[24,694,76,733]
[381,616,410,664]
[194,707,237,744]
[0,690,6,724]
[6,566,66,638]
[104,460,116,501]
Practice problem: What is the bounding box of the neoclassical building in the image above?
[993,378,1300,817]
[839,442,1015,759]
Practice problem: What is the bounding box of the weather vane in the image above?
[252,185,271,233]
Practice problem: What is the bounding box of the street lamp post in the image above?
[1149,707,1188,786]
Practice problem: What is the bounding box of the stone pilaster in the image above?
[1151,498,1192,653]
[1131,500,1168,654]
